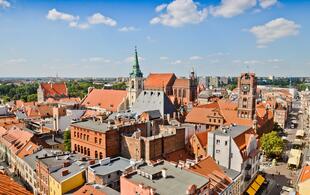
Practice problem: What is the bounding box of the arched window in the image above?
[84,147,87,155]
[81,147,83,154]
[99,152,103,159]
[78,145,80,152]
[99,138,102,145]
[83,134,86,140]
[87,148,90,156]
[95,151,98,158]
[87,135,89,141]
[74,144,77,151]
[131,80,134,88]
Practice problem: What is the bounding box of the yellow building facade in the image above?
[49,170,85,195]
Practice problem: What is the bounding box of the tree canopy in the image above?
[63,130,71,152]
[260,131,284,158]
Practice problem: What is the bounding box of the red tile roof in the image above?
[0,173,32,195]
[46,97,81,104]
[195,131,208,147]
[73,185,106,195]
[144,73,176,89]
[189,156,232,194]
[81,89,127,112]
[173,78,189,87]
[40,82,68,97]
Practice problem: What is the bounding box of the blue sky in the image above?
[0,0,309,77]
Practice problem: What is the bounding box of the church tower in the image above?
[237,73,257,119]
[128,47,144,107]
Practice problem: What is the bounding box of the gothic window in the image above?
[99,152,103,159]
[95,151,98,158]
[138,80,142,89]
[131,80,134,89]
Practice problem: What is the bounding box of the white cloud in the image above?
[7,58,27,64]
[150,0,208,27]
[249,18,300,47]
[171,60,182,64]
[46,9,78,22]
[118,26,139,32]
[82,57,111,63]
[155,4,168,12]
[160,56,169,60]
[267,58,282,63]
[189,56,203,60]
[88,13,117,27]
[69,22,89,30]
[0,0,10,8]
[259,0,277,9]
[210,0,256,18]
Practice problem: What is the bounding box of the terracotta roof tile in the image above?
[40,82,68,97]
[195,131,208,146]
[173,78,189,87]
[0,173,32,195]
[144,73,176,89]
[81,89,127,112]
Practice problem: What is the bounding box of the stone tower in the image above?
[128,47,144,107]
[237,73,257,119]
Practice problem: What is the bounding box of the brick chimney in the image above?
[61,169,69,176]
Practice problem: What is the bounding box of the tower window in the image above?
[131,80,134,88]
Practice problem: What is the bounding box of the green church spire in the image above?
[130,46,143,78]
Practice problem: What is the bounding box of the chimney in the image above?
[161,168,167,179]
[61,169,69,176]
[64,161,71,167]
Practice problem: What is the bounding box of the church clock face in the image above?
[242,84,250,92]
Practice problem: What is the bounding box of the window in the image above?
[216,140,220,144]
[99,138,102,145]
[95,137,97,144]
[225,141,228,146]
[99,152,103,159]
[131,80,134,88]
[108,174,111,178]
[77,133,79,138]
[83,134,86,140]
[87,148,90,156]
[74,132,76,137]
[87,135,89,141]
[95,151,98,158]
[216,149,220,153]
[183,89,186,97]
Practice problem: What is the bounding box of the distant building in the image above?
[143,70,198,106]
[81,89,128,113]
[131,90,176,116]
[37,82,68,103]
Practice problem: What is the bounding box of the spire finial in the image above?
[129,46,143,78]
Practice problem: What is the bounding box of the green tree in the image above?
[260,131,284,158]
[1,95,10,103]
[112,82,127,90]
[27,94,37,102]
[63,130,71,151]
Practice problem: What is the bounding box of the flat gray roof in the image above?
[220,165,241,180]
[126,161,209,194]
[50,161,85,183]
[24,149,61,170]
[71,120,113,133]
[89,157,131,176]
[213,125,251,138]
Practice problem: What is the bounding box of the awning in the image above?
[245,174,266,195]
[296,130,305,137]
[288,149,302,166]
